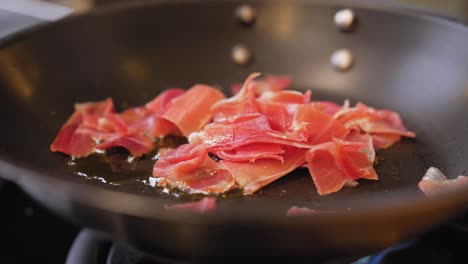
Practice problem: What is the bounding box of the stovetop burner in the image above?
[64,224,468,264]
[65,229,364,264]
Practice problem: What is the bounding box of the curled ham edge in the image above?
[286,206,337,216]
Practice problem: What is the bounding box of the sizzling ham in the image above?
[334,102,415,148]
[230,74,292,95]
[95,133,154,157]
[153,144,236,194]
[165,197,217,213]
[221,147,307,195]
[51,89,185,157]
[162,85,225,136]
[306,134,377,195]
[286,206,335,216]
[52,73,416,196]
[50,98,115,157]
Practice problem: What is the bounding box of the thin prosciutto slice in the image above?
[212,73,261,122]
[193,114,323,152]
[257,102,292,132]
[153,144,236,194]
[50,98,115,157]
[306,134,377,195]
[221,147,307,195]
[310,101,342,115]
[162,85,225,137]
[51,89,185,157]
[95,133,154,157]
[257,90,311,104]
[129,112,179,138]
[230,74,292,95]
[132,88,186,137]
[165,197,216,213]
[334,102,415,148]
[286,206,336,216]
[145,88,185,113]
[214,143,285,162]
[288,104,348,144]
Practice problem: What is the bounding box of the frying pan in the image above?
[1,0,468,262]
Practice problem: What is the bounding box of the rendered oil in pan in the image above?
[67,131,421,205]
[69,136,186,188]
[68,135,245,200]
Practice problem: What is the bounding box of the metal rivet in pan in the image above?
[334,9,355,31]
[232,44,253,66]
[235,4,256,26]
[330,49,354,71]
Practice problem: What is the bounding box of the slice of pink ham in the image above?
[418,167,468,197]
[288,104,348,144]
[165,197,216,213]
[195,114,321,152]
[214,142,285,162]
[257,90,311,104]
[120,106,149,124]
[122,89,185,138]
[50,124,96,158]
[230,74,292,95]
[221,147,307,195]
[95,133,154,157]
[129,113,179,138]
[306,134,377,195]
[162,85,225,137]
[51,89,185,158]
[334,102,415,148]
[153,144,236,194]
[121,106,180,138]
[82,113,129,135]
[335,137,378,181]
[370,133,402,149]
[50,98,115,157]
[286,206,336,216]
[310,101,342,115]
[257,102,292,132]
[307,149,350,195]
[212,73,261,122]
[145,88,185,113]
[259,75,292,93]
[75,98,115,117]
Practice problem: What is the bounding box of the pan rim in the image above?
[0,0,467,225]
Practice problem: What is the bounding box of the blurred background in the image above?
[3,0,468,18]
[1,0,468,40]
[43,0,468,19]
